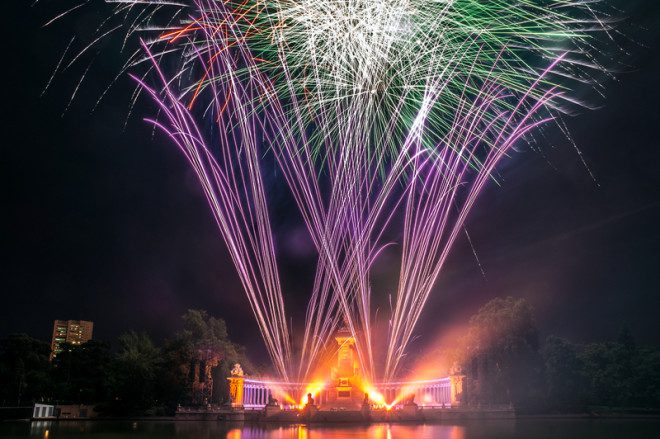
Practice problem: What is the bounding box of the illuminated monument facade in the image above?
[326,326,364,408]
[225,325,465,411]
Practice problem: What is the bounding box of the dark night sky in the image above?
[3,1,660,365]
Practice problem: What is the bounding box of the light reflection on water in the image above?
[224,424,465,439]
[6,419,660,439]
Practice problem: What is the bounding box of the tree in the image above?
[179,310,247,363]
[541,336,586,411]
[51,340,111,404]
[154,337,192,412]
[461,297,544,410]
[0,334,51,406]
[578,328,653,409]
[105,331,160,415]
[633,347,660,408]
[176,310,254,404]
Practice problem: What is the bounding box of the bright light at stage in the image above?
[266,383,298,407]
[422,392,434,405]
[300,381,327,407]
[361,383,387,407]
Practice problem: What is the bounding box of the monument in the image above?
[323,326,365,408]
[227,363,245,408]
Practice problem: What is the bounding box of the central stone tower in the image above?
[326,326,364,408]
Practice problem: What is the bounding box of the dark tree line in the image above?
[458,297,660,413]
[2,302,659,415]
[0,310,252,416]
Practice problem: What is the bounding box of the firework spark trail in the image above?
[148,0,603,380]
[268,28,442,380]
[43,0,615,381]
[211,9,384,378]
[47,0,372,380]
[287,78,450,380]
[135,5,377,378]
[224,0,611,380]
[287,43,485,380]
[384,57,565,380]
[135,40,292,379]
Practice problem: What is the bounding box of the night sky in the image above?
[4,1,660,365]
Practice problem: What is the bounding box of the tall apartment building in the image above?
[50,320,94,360]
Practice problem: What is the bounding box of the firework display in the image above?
[43,0,615,382]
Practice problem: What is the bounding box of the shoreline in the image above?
[8,412,660,423]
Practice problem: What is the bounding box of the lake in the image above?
[1,419,659,439]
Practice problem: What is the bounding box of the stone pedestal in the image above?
[301,404,318,421]
[264,404,282,418]
[361,403,371,421]
[227,376,245,409]
[226,409,245,421]
[401,402,418,420]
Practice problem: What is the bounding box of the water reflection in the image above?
[1,419,657,439]
[180,422,468,439]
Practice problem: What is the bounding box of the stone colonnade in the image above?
[379,377,453,406]
[231,376,463,409]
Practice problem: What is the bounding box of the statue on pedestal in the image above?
[231,363,244,377]
[227,363,245,408]
[362,392,370,409]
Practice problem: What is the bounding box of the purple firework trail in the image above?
[136,31,562,382]
[41,0,616,382]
